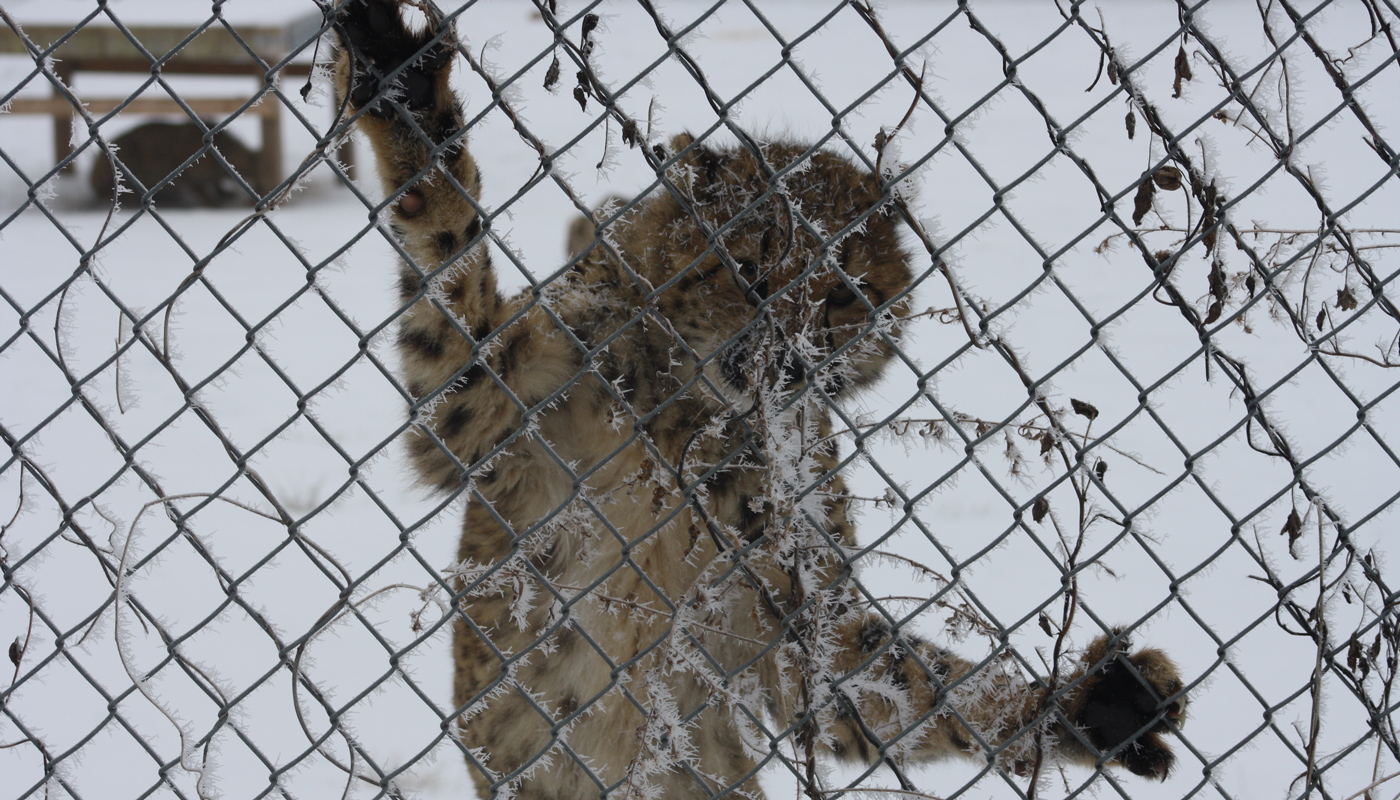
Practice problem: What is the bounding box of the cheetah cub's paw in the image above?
[1067,632,1187,780]
[332,0,455,115]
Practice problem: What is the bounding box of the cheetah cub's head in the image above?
[627,134,913,404]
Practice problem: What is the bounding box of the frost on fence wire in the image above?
[0,1,1398,800]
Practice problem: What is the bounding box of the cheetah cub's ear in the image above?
[666,132,695,155]
[667,132,723,190]
[567,195,628,259]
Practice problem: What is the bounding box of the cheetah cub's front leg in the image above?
[332,0,584,493]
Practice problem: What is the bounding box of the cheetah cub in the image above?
[331,1,1187,797]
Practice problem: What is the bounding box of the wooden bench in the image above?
[0,5,325,190]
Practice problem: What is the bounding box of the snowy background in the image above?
[2,0,1399,798]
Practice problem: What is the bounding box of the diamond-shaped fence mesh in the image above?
[2,1,1399,799]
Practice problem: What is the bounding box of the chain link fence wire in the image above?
[2,0,1399,798]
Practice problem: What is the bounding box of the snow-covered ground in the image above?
[2,1,1398,798]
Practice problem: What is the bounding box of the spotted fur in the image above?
[332,2,1186,797]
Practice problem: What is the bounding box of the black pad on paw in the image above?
[335,0,453,114]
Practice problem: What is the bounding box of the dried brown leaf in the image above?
[1205,300,1223,324]
[544,54,561,91]
[1336,286,1358,311]
[1281,507,1303,555]
[1153,166,1183,191]
[1132,179,1155,225]
[1209,257,1227,303]
[1032,496,1050,523]
[1125,110,1136,139]
[1173,45,1193,98]
[1071,398,1099,421]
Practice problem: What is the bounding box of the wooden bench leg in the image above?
[52,63,75,172]
[258,89,282,195]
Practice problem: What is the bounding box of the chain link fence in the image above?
[2,0,1399,798]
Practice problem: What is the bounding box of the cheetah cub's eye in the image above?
[735,260,771,303]
[828,282,858,308]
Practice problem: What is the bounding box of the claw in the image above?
[1122,735,1175,780]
